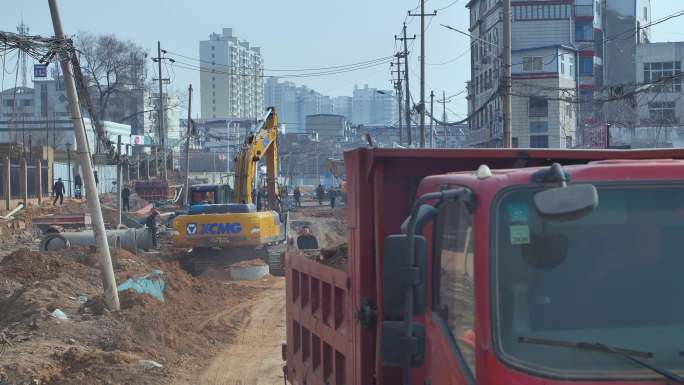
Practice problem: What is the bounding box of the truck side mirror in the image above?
[400,204,438,234]
[382,234,427,318]
[534,184,598,221]
[381,321,426,368]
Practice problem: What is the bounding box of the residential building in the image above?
[332,96,353,121]
[200,28,264,120]
[466,0,579,148]
[352,84,398,126]
[264,78,333,133]
[0,74,131,152]
[604,0,651,87]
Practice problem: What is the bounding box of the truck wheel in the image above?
[267,244,286,276]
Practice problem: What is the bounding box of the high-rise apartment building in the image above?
[200,28,264,120]
[352,84,398,126]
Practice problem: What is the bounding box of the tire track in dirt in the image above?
[179,278,286,385]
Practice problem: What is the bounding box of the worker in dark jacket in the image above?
[316,184,325,206]
[297,225,319,250]
[74,174,83,199]
[293,187,302,207]
[146,209,160,248]
[121,184,131,211]
[53,178,65,206]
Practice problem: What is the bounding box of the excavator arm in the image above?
[234,107,279,209]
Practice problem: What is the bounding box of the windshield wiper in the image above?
[518,336,684,384]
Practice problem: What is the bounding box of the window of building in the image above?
[648,101,677,124]
[566,99,573,118]
[211,53,215,59]
[4,100,13,107]
[644,62,682,92]
[212,99,215,104]
[644,7,648,21]
[561,61,565,75]
[579,57,593,75]
[522,57,543,72]
[529,121,549,133]
[211,46,215,51]
[212,84,215,89]
[530,135,549,148]
[512,137,519,148]
[575,21,593,41]
[434,199,475,375]
[566,136,573,148]
[529,97,548,117]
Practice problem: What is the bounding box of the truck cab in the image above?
[284,148,684,385]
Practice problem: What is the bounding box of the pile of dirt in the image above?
[319,243,348,270]
[0,246,263,385]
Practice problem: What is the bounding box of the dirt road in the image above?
[187,278,286,385]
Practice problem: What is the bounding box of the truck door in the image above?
[427,199,476,385]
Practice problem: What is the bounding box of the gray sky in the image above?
[1,0,683,118]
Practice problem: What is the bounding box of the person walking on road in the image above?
[53,177,65,206]
[293,187,301,207]
[122,184,131,212]
[74,173,83,199]
[316,184,325,206]
[328,187,336,209]
[145,208,160,249]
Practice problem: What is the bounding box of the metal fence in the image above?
[0,161,49,200]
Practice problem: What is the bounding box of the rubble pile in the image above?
[0,246,262,385]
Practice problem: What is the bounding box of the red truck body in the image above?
[284,148,684,385]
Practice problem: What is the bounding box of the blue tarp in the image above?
[117,270,166,302]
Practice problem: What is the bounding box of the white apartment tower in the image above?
[200,28,264,119]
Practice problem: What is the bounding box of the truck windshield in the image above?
[493,183,684,380]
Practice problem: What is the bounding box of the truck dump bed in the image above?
[284,148,684,385]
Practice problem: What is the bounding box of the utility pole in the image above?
[396,24,415,146]
[409,2,436,148]
[183,84,193,207]
[502,0,513,148]
[48,0,120,311]
[429,90,435,148]
[442,90,447,148]
[155,41,167,181]
[392,54,403,144]
[65,142,71,197]
[116,135,122,228]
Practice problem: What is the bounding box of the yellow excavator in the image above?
[172,107,285,274]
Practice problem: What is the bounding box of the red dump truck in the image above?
[284,148,684,385]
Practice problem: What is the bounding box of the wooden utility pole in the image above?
[502,0,513,148]
[396,24,415,146]
[48,0,120,311]
[409,1,436,148]
[156,41,167,181]
[183,84,193,207]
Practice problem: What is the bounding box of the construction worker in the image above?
[293,187,302,207]
[328,186,336,209]
[53,177,65,206]
[145,208,160,249]
[316,184,325,206]
[74,173,83,199]
[297,225,319,250]
[121,184,131,212]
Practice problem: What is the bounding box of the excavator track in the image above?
[266,243,286,276]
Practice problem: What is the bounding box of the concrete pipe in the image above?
[40,233,71,251]
[40,228,153,254]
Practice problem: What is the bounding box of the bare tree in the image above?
[75,32,148,124]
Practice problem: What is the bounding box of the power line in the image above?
[165,49,394,73]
